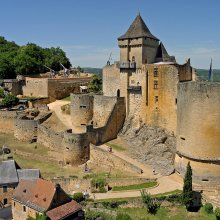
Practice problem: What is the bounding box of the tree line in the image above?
[0,36,71,79]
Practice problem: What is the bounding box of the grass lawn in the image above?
[61,96,70,101]
[112,181,157,191]
[116,206,216,220]
[106,142,125,151]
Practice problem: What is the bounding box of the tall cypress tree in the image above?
[182,162,193,210]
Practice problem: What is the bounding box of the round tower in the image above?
[62,129,90,166]
[70,94,93,133]
[175,82,220,184]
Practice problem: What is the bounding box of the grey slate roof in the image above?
[0,160,40,185]
[0,160,19,185]
[17,169,40,180]
[118,14,159,41]
[155,42,176,63]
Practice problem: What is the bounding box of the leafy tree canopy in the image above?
[0,36,72,79]
[88,74,102,93]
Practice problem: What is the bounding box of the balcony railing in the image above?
[120,61,136,69]
[127,86,142,91]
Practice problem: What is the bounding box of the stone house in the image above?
[12,178,84,220]
[0,160,40,208]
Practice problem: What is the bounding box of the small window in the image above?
[14,202,16,207]
[23,206,26,212]
[180,137,185,140]
[154,68,158,77]
[155,96,158,103]
[3,198,7,205]
[3,186,7,193]
[175,98,177,104]
[154,80,158,89]
[80,105,87,109]
[131,80,135,84]
[202,179,209,182]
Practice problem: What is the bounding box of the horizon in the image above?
[0,0,220,69]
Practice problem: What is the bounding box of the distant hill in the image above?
[83,67,102,75]
[196,69,220,82]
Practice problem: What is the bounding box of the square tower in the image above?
[118,14,160,68]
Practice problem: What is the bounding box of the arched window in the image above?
[117,89,120,97]
[132,56,135,62]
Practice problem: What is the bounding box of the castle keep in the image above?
[103,14,220,184]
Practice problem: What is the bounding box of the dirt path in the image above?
[94,175,182,200]
[48,100,72,128]
[94,144,183,199]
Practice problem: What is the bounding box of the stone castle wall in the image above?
[88,97,126,145]
[14,112,52,142]
[37,124,63,150]
[22,78,49,98]
[70,94,93,133]
[0,111,20,133]
[102,63,120,97]
[62,130,90,165]
[175,81,220,182]
[22,77,91,102]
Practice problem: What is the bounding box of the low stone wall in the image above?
[90,146,143,174]
[37,125,63,150]
[0,110,20,133]
[51,178,91,194]
[14,112,52,142]
[14,117,39,142]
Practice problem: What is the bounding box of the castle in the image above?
[1,14,219,186]
[102,14,220,184]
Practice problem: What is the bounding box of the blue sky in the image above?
[0,0,220,68]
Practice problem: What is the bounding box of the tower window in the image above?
[155,96,158,103]
[154,68,158,77]
[154,80,158,89]
[3,186,7,193]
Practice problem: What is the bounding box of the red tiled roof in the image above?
[46,200,82,220]
[13,179,65,212]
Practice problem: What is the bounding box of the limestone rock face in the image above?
[120,120,176,175]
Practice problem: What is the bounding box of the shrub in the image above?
[204,203,213,214]
[116,213,132,220]
[91,177,107,193]
[141,189,161,214]
[85,210,113,220]
[215,207,220,220]
[72,192,84,203]
[0,88,5,98]
[2,94,19,107]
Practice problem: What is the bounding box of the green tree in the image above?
[0,88,5,98]
[0,36,19,79]
[27,212,47,220]
[141,190,161,214]
[43,47,71,71]
[204,203,213,214]
[2,94,19,107]
[215,207,220,220]
[88,74,102,93]
[14,43,45,75]
[182,162,193,210]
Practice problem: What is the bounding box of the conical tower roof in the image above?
[118,14,159,41]
[155,42,176,62]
